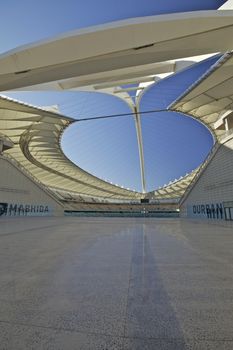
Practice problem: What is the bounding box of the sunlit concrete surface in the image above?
[0,217,233,350]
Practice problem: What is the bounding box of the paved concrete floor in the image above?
[0,217,233,349]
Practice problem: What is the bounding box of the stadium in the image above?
[0,1,233,349]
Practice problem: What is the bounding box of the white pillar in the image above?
[224,117,229,131]
[0,140,3,154]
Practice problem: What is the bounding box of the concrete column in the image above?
[224,117,229,131]
[0,140,3,154]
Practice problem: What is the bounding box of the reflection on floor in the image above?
[0,217,233,349]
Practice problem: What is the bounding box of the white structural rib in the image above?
[134,106,146,193]
[1,11,233,91]
[219,0,233,10]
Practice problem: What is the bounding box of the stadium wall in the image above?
[180,134,233,221]
[0,155,64,217]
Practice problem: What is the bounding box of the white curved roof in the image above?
[0,94,198,200]
[0,96,142,199]
[1,9,233,198]
[0,11,233,92]
[170,52,233,141]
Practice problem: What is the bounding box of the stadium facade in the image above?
[0,3,233,221]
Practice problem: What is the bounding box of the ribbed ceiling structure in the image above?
[170,51,233,141]
[0,95,199,200]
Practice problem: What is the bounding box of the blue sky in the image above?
[1,0,227,192]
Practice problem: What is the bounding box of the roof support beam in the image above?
[134,106,146,193]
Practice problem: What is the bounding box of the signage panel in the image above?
[0,202,53,217]
[187,202,224,220]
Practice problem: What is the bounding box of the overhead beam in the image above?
[1,11,233,91]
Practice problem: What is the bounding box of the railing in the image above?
[64,211,180,218]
